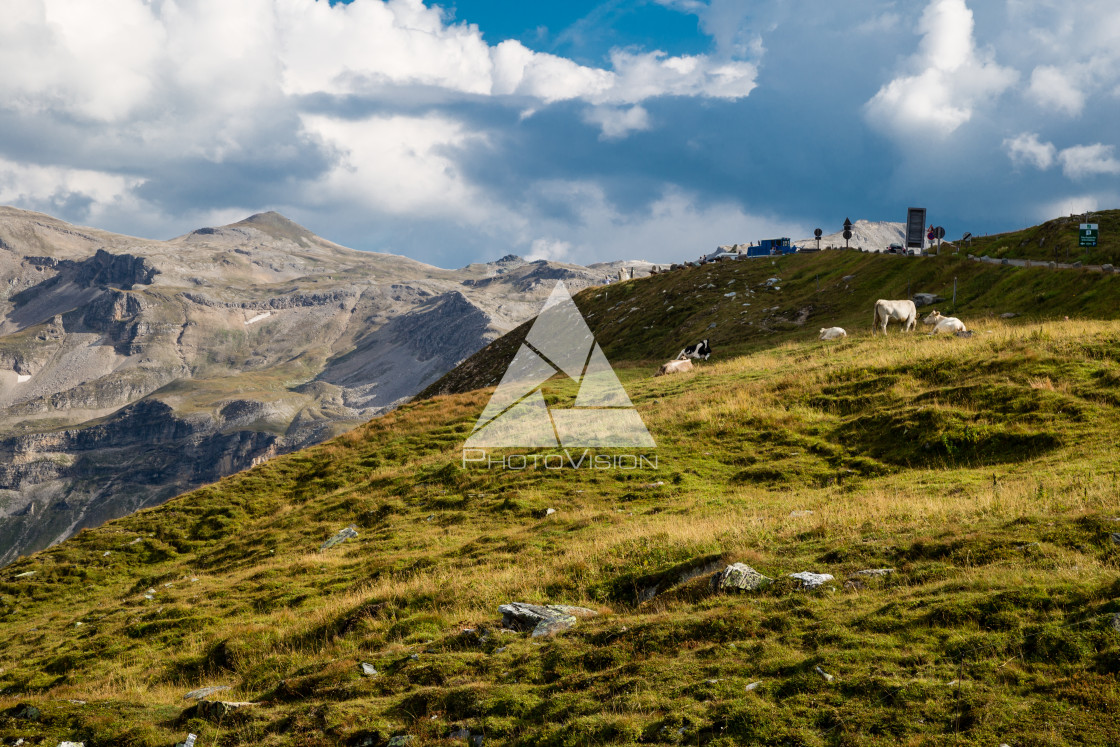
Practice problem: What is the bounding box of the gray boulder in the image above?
[499,602,598,637]
[789,571,834,590]
[712,563,773,592]
[999,312,1018,319]
[912,293,944,307]
[320,524,358,552]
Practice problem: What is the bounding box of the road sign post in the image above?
[1080,223,1099,247]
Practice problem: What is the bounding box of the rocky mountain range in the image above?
[0,206,650,564]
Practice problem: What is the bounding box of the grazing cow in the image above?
[872,299,917,335]
[677,338,712,361]
[657,358,694,376]
[818,327,847,340]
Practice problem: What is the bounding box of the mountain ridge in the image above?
[0,206,651,564]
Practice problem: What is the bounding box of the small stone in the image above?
[999,312,1018,319]
[102,551,111,557]
[1111,533,1120,546]
[14,571,35,578]
[176,736,197,747]
[1111,613,1120,632]
[788,510,813,517]
[789,572,834,590]
[713,563,773,592]
[409,653,419,660]
[387,736,414,746]
[130,537,142,544]
[319,524,359,552]
[545,508,556,516]
[359,662,378,677]
[448,727,471,739]
[705,678,720,684]
[815,665,834,682]
[745,681,762,691]
[184,685,231,700]
[58,742,85,747]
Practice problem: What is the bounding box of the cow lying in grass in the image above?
[819,327,847,340]
[657,359,694,376]
[923,310,967,335]
[677,339,711,361]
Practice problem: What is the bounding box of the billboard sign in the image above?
[906,207,927,249]
[1080,223,1098,247]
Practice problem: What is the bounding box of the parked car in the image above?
[887,243,903,253]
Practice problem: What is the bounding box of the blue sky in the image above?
[1,0,1118,267]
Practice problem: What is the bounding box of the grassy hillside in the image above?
[963,209,1120,266]
[422,248,1120,398]
[2,252,1120,746]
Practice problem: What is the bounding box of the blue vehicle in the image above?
[745,238,794,257]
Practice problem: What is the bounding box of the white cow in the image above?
[872,299,917,335]
[818,327,847,340]
[932,317,967,335]
[656,359,694,376]
[923,310,967,334]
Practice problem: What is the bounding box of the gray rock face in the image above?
[499,602,598,637]
[911,293,944,307]
[0,207,629,565]
[712,563,773,592]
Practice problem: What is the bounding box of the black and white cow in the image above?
[677,338,711,361]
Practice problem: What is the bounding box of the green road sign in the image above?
[1080,223,1098,247]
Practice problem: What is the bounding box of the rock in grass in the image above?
[499,602,598,637]
[789,572,834,590]
[9,704,41,721]
[788,510,813,517]
[388,736,414,746]
[712,563,773,592]
[359,662,378,677]
[320,524,358,551]
[184,685,230,700]
[815,665,835,682]
[745,681,763,691]
[58,742,85,747]
[853,568,895,577]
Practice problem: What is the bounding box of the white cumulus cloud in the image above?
[1057,143,1120,180]
[865,0,1018,138]
[1003,132,1057,170]
[1026,65,1086,116]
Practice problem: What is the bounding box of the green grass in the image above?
[965,208,1120,266]
[2,253,1120,745]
